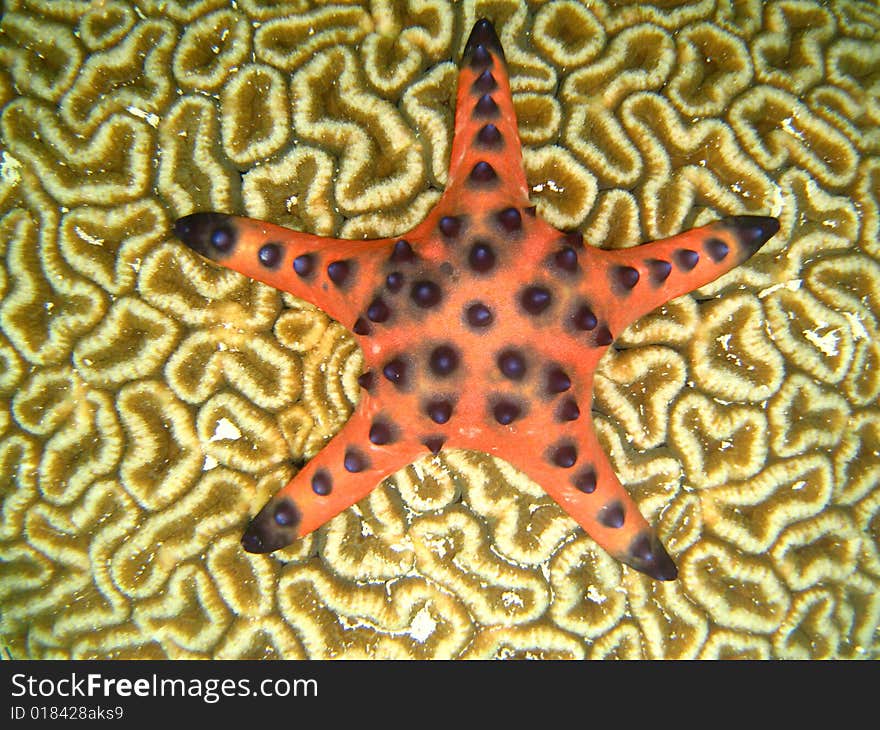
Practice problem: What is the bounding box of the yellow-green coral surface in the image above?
[1,0,879,659]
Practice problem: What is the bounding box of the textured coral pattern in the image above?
[1,0,879,659]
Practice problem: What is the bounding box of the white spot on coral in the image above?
[74,225,105,247]
[409,604,437,643]
[501,591,523,608]
[540,561,551,581]
[803,326,839,356]
[780,115,806,143]
[388,535,413,553]
[423,533,449,558]
[1,151,23,186]
[842,311,869,341]
[768,181,786,218]
[210,417,241,441]
[586,585,607,604]
[758,279,802,298]
[126,105,160,128]
[532,179,565,194]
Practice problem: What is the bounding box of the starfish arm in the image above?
[239,396,423,553]
[173,212,392,330]
[595,215,780,333]
[492,411,678,581]
[441,19,529,210]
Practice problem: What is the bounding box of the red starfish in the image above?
[173,19,780,580]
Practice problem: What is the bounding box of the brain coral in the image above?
[1,0,879,660]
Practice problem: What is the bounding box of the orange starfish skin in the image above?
[173,19,780,580]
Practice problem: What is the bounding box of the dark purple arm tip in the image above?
[172,212,236,260]
[240,497,300,554]
[240,530,265,553]
[723,215,781,255]
[172,216,193,241]
[648,552,678,581]
[628,533,679,581]
[463,18,505,62]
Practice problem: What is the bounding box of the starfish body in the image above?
[174,20,780,580]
